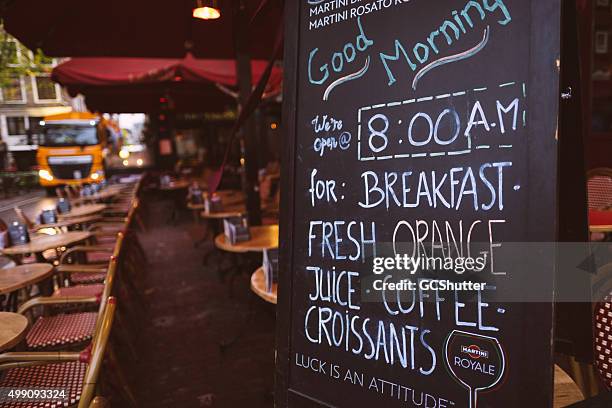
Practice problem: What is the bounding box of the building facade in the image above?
[0,31,82,170]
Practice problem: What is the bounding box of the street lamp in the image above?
[193,0,221,20]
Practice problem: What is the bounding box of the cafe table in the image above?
[58,204,106,220]
[0,263,54,295]
[191,191,245,245]
[200,204,246,221]
[193,205,246,249]
[0,312,28,351]
[213,190,245,206]
[1,231,91,264]
[159,180,190,224]
[189,190,245,220]
[33,214,101,232]
[251,267,277,304]
[192,202,246,253]
[0,263,54,310]
[71,189,121,205]
[215,225,279,253]
[159,179,190,191]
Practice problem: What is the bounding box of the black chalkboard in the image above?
[277,1,561,407]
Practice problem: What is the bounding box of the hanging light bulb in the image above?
[193,0,221,20]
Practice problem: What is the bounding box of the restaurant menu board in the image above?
[277,1,560,407]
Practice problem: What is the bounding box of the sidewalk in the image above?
[131,195,275,407]
[0,189,44,212]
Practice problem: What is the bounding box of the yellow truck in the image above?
[37,112,108,194]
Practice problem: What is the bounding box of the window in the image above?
[6,117,26,136]
[32,75,59,102]
[27,49,55,66]
[1,76,26,103]
[5,40,20,66]
[28,116,44,144]
[2,76,25,102]
[37,54,55,66]
[41,124,99,147]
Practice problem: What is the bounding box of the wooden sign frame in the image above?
[276,1,562,406]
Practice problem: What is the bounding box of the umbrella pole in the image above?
[235,8,263,227]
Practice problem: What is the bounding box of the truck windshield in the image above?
[40,124,99,147]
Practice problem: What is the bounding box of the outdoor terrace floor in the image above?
[129,193,275,407]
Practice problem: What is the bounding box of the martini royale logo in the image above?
[445,330,506,408]
[461,345,489,360]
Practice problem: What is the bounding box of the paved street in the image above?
[0,190,55,225]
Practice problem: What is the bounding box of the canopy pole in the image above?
[235,2,262,226]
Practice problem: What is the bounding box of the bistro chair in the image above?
[55,233,125,297]
[56,229,144,331]
[57,233,124,286]
[87,200,148,268]
[60,231,136,303]
[65,184,81,200]
[55,186,66,198]
[13,207,35,230]
[595,293,612,390]
[587,168,612,210]
[17,258,118,350]
[587,168,612,242]
[0,297,117,408]
[89,397,110,407]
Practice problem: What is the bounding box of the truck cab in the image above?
[37,112,107,193]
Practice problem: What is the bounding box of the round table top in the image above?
[0,263,54,295]
[251,267,277,304]
[1,231,91,256]
[553,365,584,407]
[188,202,206,210]
[201,204,246,220]
[215,225,279,253]
[58,204,106,219]
[159,180,190,191]
[188,190,245,211]
[0,312,28,351]
[72,190,120,204]
[213,190,245,206]
[34,214,101,231]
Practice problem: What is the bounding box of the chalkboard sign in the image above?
[277,1,561,407]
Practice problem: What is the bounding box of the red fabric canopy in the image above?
[72,83,236,113]
[3,0,282,59]
[51,56,282,113]
[52,56,282,94]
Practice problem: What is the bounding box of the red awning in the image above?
[52,56,282,113]
[53,56,282,93]
[76,84,237,113]
[2,0,282,59]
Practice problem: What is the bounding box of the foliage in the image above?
[0,24,53,89]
